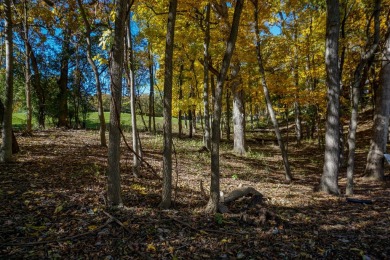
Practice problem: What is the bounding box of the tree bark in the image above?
[23,0,32,133]
[107,0,127,207]
[57,28,71,128]
[232,62,246,155]
[160,0,178,209]
[318,0,341,195]
[364,19,390,181]
[203,3,211,150]
[346,0,380,194]
[0,0,14,162]
[206,0,244,214]
[252,0,292,182]
[126,16,141,177]
[148,42,156,133]
[77,0,107,146]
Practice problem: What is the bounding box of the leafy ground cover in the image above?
[1,115,389,259]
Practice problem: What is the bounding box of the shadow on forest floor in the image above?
[1,115,390,259]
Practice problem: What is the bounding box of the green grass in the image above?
[12,112,178,131]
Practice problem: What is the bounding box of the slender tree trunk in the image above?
[232,62,246,155]
[126,17,141,177]
[148,42,156,133]
[203,3,211,150]
[225,89,231,140]
[252,0,292,182]
[1,0,13,162]
[29,44,45,128]
[23,0,32,133]
[57,28,71,128]
[178,64,184,138]
[107,0,127,207]
[318,0,341,195]
[206,0,244,214]
[160,0,178,209]
[364,21,390,181]
[77,0,107,146]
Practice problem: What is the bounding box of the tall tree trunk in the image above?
[28,43,45,128]
[206,0,244,214]
[23,0,32,133]
[148,42,156,133]
[364,20,390,181]
[203,3,211,150]
[126,16,141,177]
[347,0,380,194]
[252,0,292,182]
[77,0,106,146]
[107,0,127,207]
[318,0,341,195]
[160,0,178,209]
[57,28,71,128]
[232,62,246,155]
[178,64,184,138]
[1,0,14,162]
[225,89,231,140]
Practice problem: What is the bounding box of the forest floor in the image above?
[1,114,390,259]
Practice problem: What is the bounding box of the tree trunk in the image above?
[364,21,390,181]
[23,0,32,133]
[252,0,292,182]
[318,0,341,195]
[77,0,107,146]
[126,16,141,177]
[29,43,45,128]
[107,0,127,207]
[0,0,14,163]
[178,64,184,138]
[206,0,244,214]
[57,28,71,128]
[160,0,178,209]
[148,42,156,133]
[225,89,231,140]
[203,3,211,150]
[232,62,246,155]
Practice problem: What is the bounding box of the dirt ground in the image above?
[1,117,389,259]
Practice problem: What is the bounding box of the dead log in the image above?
[222,186,263,204]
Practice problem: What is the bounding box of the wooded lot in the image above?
[1,0,390,258]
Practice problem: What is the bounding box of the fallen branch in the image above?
[346,198,373,204]
[223,186,263,204]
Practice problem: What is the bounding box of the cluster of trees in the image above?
[1,0,389,213]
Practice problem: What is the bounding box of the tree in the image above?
[125,12,141,177]
[206,0,244,214]
[57,28,71,128]
[160,0,178,209]
[202,3,211,151]
[252,0,292,182]
[364,18,390,181]
[1,0,14,163]
[23,0,32,133]
[107,0,128,207]
[317,0,341,195]
[77,0,107,146]
[346,0,380,194]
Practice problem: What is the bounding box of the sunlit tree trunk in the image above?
[77,0,106,146]
[160,0,178,209]
[1,0,14,162]
[203,3,211,150]
[232,62,246,155]
[318,0,341,195]
[206,0,244,214]
[107,0,127,207]
[364,20,390,181]
[126,16,141,177]
[252,0,292,182]
[346,0,380,194]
